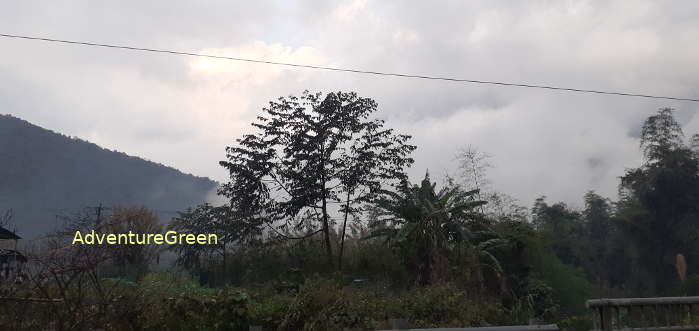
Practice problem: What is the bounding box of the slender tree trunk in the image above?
[320,172,333,267]
[417,246,432,286]
[338,190,352,271]
[319,139,333,267]
[321,197,333,267]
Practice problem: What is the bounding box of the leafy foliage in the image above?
[100,207,162,278]
[365,173,501,286]
[617,108,699,294]
[11,96,699,330]
[218,90,415,267]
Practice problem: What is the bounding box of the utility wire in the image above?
[1,33,698,102]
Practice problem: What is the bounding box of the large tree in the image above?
[219,91,415,268]
[617,108,699,294]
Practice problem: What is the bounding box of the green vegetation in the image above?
[2,91,698,331]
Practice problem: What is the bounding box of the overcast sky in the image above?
[2,1,698,208]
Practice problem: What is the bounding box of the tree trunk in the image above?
[320,136,333,267]
[416,243,432,286]
[321,186,333,267]
[338,190,352,271]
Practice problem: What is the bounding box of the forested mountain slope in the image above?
[0,114,217,238]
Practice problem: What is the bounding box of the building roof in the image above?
[0,249,27,263]
[0,226,20,240]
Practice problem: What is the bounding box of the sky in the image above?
[1,0,699,209]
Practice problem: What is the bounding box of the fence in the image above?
[373,323,559,331]
[587,296,699,331]
[249,323,559,331]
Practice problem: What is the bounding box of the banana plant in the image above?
[363,172,508,285]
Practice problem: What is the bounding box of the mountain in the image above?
[0,114,218,238]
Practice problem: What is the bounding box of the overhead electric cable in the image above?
[1,33,697,102]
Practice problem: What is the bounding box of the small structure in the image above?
[0,225,20,248]
[0,225,26,281]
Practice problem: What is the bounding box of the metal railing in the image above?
[374,324,559,331]
[587,296,699,331]
[250,323,559,331]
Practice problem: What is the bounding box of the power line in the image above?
[1,32,698,102]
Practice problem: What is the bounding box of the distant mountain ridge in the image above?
[0,114,218,238]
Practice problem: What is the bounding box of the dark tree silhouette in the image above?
[617,108,699,294]
[219,91,415,267]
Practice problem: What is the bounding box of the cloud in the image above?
[1,0,699,209]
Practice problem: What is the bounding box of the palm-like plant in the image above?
[364,172,507,286]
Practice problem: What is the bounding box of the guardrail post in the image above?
[601,306,613,331]
[388,318,409,329]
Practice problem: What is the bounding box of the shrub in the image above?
[143,288,250,331]
[258,278,507,331]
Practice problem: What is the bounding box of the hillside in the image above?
[0,114,218,238]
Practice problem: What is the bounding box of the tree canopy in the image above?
[218,90,416,267]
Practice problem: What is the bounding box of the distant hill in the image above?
[0,114,218,238]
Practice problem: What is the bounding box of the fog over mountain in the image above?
[2,1,698,209]
[0,114,218,238]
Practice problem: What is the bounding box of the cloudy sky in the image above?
[2,0,698,208]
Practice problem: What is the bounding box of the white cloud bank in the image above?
[1,0,698,208]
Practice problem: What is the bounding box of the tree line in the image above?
[166,91,699,319]
[6,91,696,329]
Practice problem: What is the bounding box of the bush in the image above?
[249,294,295,330]
[144,289,250,331]
[396,283,501,328]
[253,278,508,331]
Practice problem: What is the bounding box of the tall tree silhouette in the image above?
[618,108,699,294]
[219,91,415,267]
